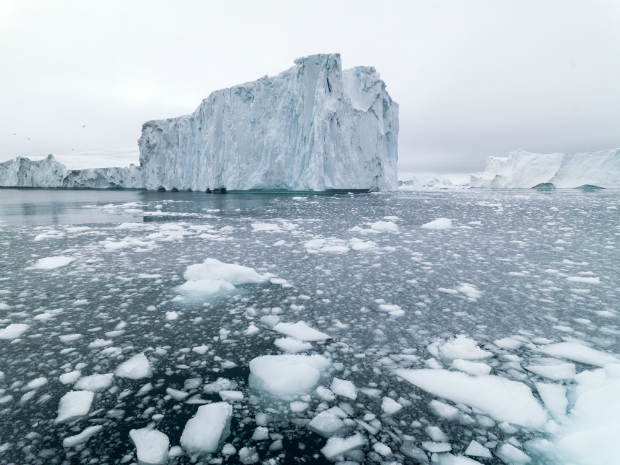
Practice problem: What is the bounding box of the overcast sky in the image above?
[1,0,619,176]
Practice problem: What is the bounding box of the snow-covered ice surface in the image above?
[470,148,620,189]
[0,187,619,465]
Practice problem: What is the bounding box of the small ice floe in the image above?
[115,353,152,379]
[62,426,103,448]
[129,428,169,465]
[381,397,402,415]
[55,391,94,423]
[177,258,267,295]
[59,334,82,343]
[165,311,178,320]
[494,337,524,350]
[249,354,331,397]
[74,373,114,391]
[25,377,47,390]
[465,440,492,458]
[330,378,357,400]
[166,388,189,401]
[378,304,405,317]
[180,402,232,454]
[251,223,281,232]
[535,383,567,420]
[272,321,331,341]
[0,323,29,340]
[495,443,531,464]
[308,409,347,437]
[538,342,619,367]
[274,337,313,353]
[369,221,399,232]
[219,391,243,402]
[59,371,82,384]
[456,284,482,300]
[320,433,367,460]
[421,218,452,229]
[204,378,237,394]
[439,335,492,360]
[27,256,75,270]
[244,324,260,336]
[395,369,548,428]
[525,363,575,380]
[566,276,600,284]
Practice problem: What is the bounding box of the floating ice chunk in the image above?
[273,321,331,341]
[59,334,82,342]
[465,440,492,458]
[63,425,103,447]
[567,276,600,284]
[308,411,347,437]
[88,339,112,348]
[204,378,236,394]
[29,256,75,270]
[55,390,94,423]
[426,426,449,442]
[440,335,492,360]
[166,388,189,401]
[496,443,531,464]
[260,315,280,327]
[304,239,327,249]
[251,223,281,232]
[400,441,430,462]
[245,324,260,336]
[330,378,357,400]
[381,397,403,415]
[180,402,232,454]
[456,284,482,300]
[238,446,259,464]
[369,221,398,232]
[451,359,492,376]
[290,401,309,412]
[219,390,243,401]
[373,442,392,456]
[350,240,376,250]
[395,369,548,428]
[222,443,236,455]
[178,258,267,295]
[535,383,567,419]
[115,354,152,379]
[0,323,29,340]
[59,371,82,384]
[129,428,169,465]
[378,304,405,317]
[320,433,367,460]
[422,218,452,229]
[525,363,575,380]
[165,311,178,320]
[430,400,459,419]
[274,337,313,353]
[137,383,153,396]
[26,377,47,390]
[494,338,524,350]
[252,426,269,440]
[74,373,114,391]
[249,354,331,397]
[539,342,619,367]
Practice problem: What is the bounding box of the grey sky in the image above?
[1,0,619,175]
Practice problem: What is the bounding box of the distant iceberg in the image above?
[398,173,467,190]
[139,53,398,192]
[0,148,142,189]
[470,149,620,189]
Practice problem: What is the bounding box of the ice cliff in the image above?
[139,53,399,192]
[0,153,142,189]
[471,149,620,189]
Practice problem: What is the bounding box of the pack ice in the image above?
[139,53,398,192]
[470,148,620,189]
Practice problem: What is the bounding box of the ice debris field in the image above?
[0,188,619,465]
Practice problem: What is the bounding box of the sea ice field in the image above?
[0,188,618,465]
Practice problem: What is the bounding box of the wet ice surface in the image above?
[0,188,618,465]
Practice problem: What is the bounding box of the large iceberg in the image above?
[139,53,398,192]
[0,148,142,189]
[470,148,620,189]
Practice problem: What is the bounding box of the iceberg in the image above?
[470,148,620,189]
[139,53,398,192]
[0,148,142,189]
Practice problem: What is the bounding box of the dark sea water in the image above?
[0,188,618,465]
